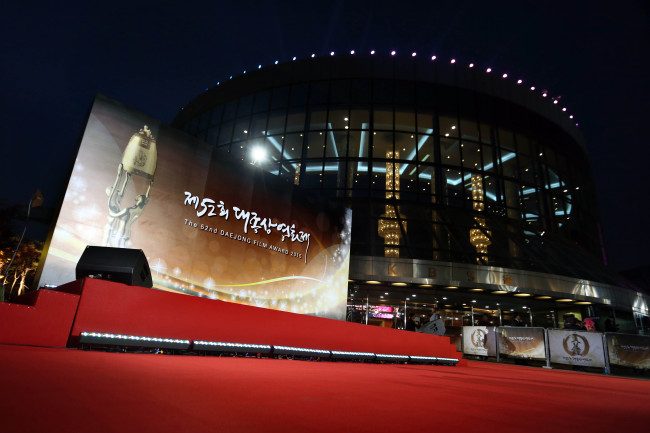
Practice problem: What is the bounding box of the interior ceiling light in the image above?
[492,290,508,294]
[419,284,432,287]
[536,296,552,300]
[513,293,531,297]
[469,288,484,292]
[366,280,380,284]
[574,301,592,305]
[392,282,407,286]
[445,286,458,290]
[556,298,573,302]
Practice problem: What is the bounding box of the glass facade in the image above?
[175,56,603,279]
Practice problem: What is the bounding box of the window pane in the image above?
[306,132,325,158]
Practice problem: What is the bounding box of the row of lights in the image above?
[196,50,577,127]
[352,281,592,305]
[80,332,459,365]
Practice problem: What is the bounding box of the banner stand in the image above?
[495,328,500,363]
[603,333,611,375]
[543,329,553,369]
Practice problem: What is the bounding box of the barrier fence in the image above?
[452,326,650,373]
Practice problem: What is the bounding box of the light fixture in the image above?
[366,280,381,284]
[574,301,592,305]
[556,298,573,302]
[419,284,432,287]
[392,282,407,286]
[250,146,268,163]
[274,345,330,357]
[194,340,272,354]
[536,296,552,300]
[486,68,492,73]
[445,286,458,290]
[391,50,396,56]
[492,290,508,294]
[513,293,531,297]
[469,288,484,292]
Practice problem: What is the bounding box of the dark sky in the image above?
[1,1,648,271]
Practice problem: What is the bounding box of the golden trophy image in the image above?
[103,125,157,247]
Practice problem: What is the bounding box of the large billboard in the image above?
[39,95,352,320]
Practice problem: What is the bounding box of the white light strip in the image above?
[357,124,369,171]
[327,123,339,157]
[195,341,271,350]
[274,345,331,355]
[331,351,375,357]
[376,354,410,360]
[80,331,189,345]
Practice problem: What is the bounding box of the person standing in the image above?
[510,313,525,327]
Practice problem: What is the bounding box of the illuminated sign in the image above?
[38,95,352,320]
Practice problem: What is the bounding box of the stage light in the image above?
[273,345,331,357]
[79,332,190,350]
[376,354,409,362]
[331,351,375,361]
[409,355,459,366]
[194,340,272,354]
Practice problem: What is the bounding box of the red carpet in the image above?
[1,344,649,433]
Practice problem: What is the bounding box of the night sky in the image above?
[1,1,648,272]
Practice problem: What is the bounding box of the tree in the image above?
[1,239,42,300]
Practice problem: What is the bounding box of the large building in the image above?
[172,53,648,333]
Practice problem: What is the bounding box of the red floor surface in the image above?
[2,344,649,433]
